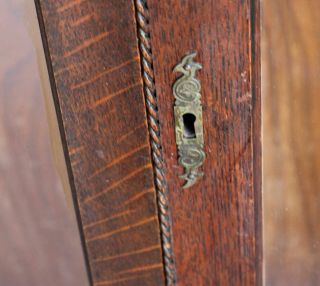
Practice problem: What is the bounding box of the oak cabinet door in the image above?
[35,1,261,285]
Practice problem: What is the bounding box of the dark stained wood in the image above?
[148,1,261,285]
[35,1,165,285]
[252,0,262,285]
[263,0,320,285]
[36,0,261,285]
[0,1,88,285]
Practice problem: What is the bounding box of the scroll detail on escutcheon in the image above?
[173,52,205,189]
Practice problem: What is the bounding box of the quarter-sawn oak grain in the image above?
[35,1,165,285]
[36,0,261,285]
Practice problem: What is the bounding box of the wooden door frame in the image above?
[35,1,261,285]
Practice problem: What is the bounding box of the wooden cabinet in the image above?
[35,1,261,285]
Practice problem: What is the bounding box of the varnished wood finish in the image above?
[263,1,320,285]
[35,1,165,285]
[36,0,261,285]
[148,1,261,285]
[0,1,88,285]
[252,0,262,284]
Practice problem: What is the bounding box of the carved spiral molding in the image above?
[134,1,176,285]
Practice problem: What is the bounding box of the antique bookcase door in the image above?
[35,1,261,285]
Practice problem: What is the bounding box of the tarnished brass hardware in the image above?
[173,52,205,189]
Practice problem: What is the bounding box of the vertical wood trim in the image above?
[34,2,93,285]
[35,1,166,285]
[147,1,261,285]
[134,1,177,285]
[251,0,262,285]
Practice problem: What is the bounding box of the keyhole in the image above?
[183,113,196,139]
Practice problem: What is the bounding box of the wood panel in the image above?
[35,1,165,285]
[148,1,261,285]
[263,0,320,285]
[0,1,88,285]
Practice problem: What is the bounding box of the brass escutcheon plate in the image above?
[173,52,205,189]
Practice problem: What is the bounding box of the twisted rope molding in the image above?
[134,0,176,284]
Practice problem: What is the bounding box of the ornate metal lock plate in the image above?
[173,52,205,189]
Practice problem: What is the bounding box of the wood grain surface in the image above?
[148,1,261,285]
[36,0,261,285]
[35,1,165,285]
[0,1,88,285]
[263,0,320,285]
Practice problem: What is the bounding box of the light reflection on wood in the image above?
[263,0,320,285]
[0,1,88,285]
